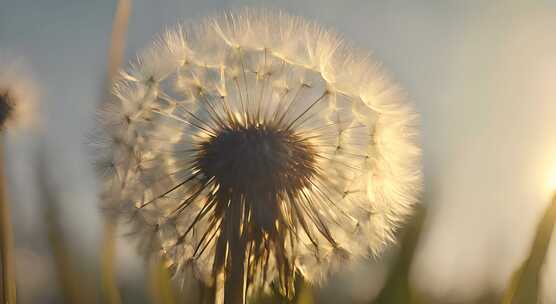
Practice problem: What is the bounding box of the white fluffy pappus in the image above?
[95,8,422,303]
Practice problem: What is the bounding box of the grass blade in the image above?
[374,205,426,304]
[100,1,131,303]
[502,194,556,304]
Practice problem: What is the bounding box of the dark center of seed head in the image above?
[197,124,317,198]
[0,90,14,129]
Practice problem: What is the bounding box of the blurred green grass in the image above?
[502,195,556,304]
[7,2,556,303]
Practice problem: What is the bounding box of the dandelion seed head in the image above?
[0,54,38,131]
[96,8,422,300]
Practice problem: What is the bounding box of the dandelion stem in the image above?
[223,233,246,304]
[0,142,16,304]
[222,201,247,304]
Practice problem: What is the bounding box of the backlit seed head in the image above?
[95,8,422,301]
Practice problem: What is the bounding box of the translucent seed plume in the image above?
[95,8,422,302]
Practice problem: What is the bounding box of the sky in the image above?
[1,0,556,302]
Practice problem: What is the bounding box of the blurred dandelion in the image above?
[0,56,37,131]
[0,53,39,304]
[95,9,421,303]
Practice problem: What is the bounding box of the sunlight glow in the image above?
[546,162,556,194]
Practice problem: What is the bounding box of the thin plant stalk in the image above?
[0,142,16,304]
[44,207,82,303]
[100,1,131,303]
[104,0,131,92]
[295,280,314,304]
[502,193,556,304]
[149,259,177,304]
[101,221,122,304]
[375,205,427,304]
[199,280,215,304]
[37,150,94,304]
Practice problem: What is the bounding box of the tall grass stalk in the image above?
[37,150,95,304]
[101,221,122,304]
[295,284,314,304]
[0,142,16,303]
[375,205,426,304]
[502,193,556,304]
[100,1,130,303]
[104,0,131,92]
[149,259,177,304]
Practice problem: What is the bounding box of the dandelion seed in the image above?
[95,9,422,303]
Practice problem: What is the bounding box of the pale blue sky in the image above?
[2,1,556,302]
